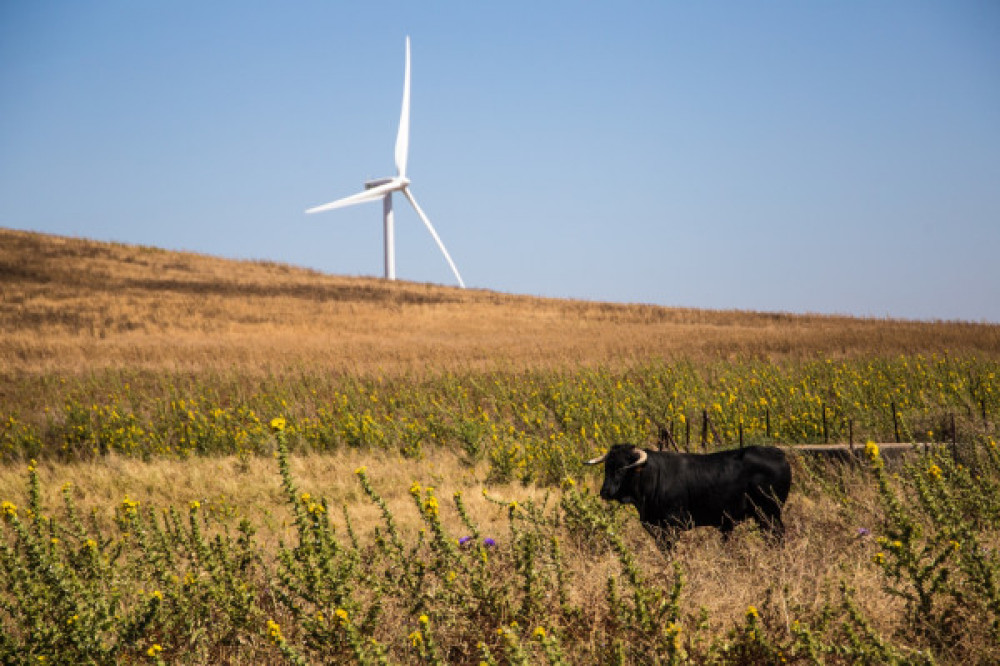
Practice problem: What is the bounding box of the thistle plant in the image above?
[408,613,445,665]
[867,438,1000,652]
[0,456,273,663]
[714,604,784,665]
[532,625,568,666]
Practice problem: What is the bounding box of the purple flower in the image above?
[458,536,473,547]
[483,538,497,548]
[856,528,871,538]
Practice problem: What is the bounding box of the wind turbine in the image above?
[305,37,465,288]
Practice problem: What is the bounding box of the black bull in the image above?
[586,444,792,547]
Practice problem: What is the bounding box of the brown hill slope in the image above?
[2,227,997,375]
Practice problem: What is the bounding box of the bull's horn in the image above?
[584,453,607,465]
[622,448,648,470]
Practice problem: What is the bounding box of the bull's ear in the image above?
[584,453,607,466]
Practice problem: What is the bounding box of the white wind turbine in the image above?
[305,37,465,288]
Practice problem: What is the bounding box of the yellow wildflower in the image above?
[335,608,349,624]
[423,495,439,517]
[1,501,15,517]
[146,644,162,657]
[927,464,942,480]
[746,605,759,620]
[666,621,683,650]
[408,629,423,647]
[873,552,886,565]
[270,416,286,432]
[189,500,200,511]
[266,619,283,643]
[418,614,429,625]
[532,626,547,640]
[864,441,880,461]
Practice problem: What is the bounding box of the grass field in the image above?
[4,228,999,377]
[1,228,999,663]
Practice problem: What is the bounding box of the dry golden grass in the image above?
[0,448,921,661]
[3,226,998,378]
[0,449,541,555]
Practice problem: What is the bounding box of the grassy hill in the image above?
[3,227,998,378]
[2,228,999,663]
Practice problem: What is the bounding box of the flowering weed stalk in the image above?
[868,438,1000,653]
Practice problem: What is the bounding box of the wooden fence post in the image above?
[950,412,958,463]
[701,409,709,451]
[892,401,900,443]
[822,403,828,443]
[709,418,726,450]
[657,423,680,452]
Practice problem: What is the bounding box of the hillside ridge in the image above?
[2,227,998,375]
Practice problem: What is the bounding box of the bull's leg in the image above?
[751,496,785,543]
[718,518,735,542]
[642,522,676,552]
[755,511,784,541]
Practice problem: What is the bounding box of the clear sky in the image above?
[2,2,998,322]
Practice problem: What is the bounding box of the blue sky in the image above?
[2,2,998,322]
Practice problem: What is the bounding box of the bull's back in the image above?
[686,446,790,499]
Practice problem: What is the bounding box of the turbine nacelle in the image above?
[305,37,465,288]
[364,177,407,190]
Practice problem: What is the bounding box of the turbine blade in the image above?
[305,180,400,214]
[394,36,411,179]
[402,187,465,288]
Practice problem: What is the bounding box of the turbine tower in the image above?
[306,37,465,288]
